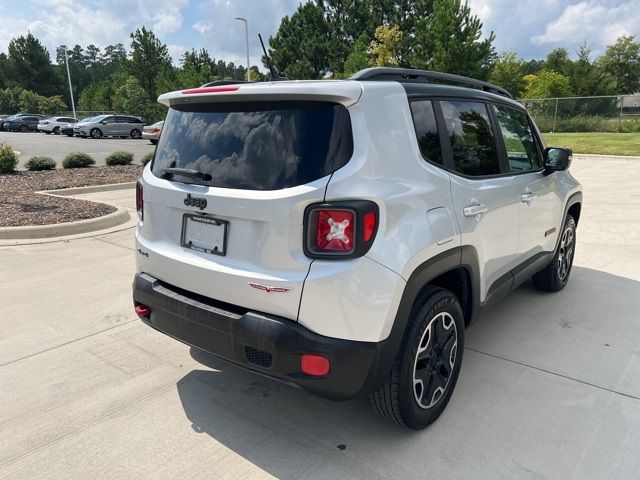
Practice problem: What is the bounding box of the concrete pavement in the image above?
[1,156,639,479]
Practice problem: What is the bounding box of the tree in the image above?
[598,35,640,94]
[523,70,572,98]
[414,0,495,80]
[341,33,371,77]
[0,53,8,89]
[128,27,173,100]
[113,76,149,117]
[5,33,60,95]
[544,48,571,75]
[268,2,338,79]
[38,95,67,115]
[18,89,42,112]
[370,25,403,67]
[490,52,526,98]
[0,87,24,114]
[567,43,615,97]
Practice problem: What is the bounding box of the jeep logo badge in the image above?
[184,193,207,210]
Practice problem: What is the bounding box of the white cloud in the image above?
[533,1,640,53]
[192,22,211,35]
[151,0,188,35]
[167,44,187,63]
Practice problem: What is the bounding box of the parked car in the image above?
[38,116,78,135]
[132,68,582,429]
[2,114,47,132]
[0,114,11,131]
[142,120,164,144]
[60,116,93,136]
[74,114,145,139]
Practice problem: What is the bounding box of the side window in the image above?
[103,116,115,124]
[493,105,541,172]
[440,101,500,176]
[409,100,443,165]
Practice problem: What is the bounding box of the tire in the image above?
[66,133,73,137]
[369,286,465,429]
[19,124,28,132]
[90,128,103,139]
[45,131,51,134]
[532,215,576,292]
[150,139,157,145]
[130,129,141,139]
[53,126,60,135]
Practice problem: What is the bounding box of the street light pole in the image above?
[62,46,77,119]
[234,17,250,82]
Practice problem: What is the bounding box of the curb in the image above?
[0,183,135,241]
[573,153,640,160]
[0,208,130,240]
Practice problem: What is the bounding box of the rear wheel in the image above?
[53,126,60,135]
[150,139,157,145]
[533,215,576,292]
[369,286,464,429]
[19,124,28,132]
[90,128,103,139]
[130,129,141,139]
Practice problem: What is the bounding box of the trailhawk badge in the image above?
[248,282,292,294]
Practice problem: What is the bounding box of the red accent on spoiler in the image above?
[181,86,240,94]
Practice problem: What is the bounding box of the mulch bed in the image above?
[0,165,143,227]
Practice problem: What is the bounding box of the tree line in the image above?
[0,0,639,121]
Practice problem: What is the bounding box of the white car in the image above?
[37,116,78,134]
[132,68,582,429]
[142,120,164,144]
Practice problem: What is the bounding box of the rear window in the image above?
[151,101,353,190]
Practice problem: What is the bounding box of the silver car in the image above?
[74,114,146,139]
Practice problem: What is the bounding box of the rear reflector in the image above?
[301,354,330,376]
[136,181,143,220]
[135,304,151,318]
[363,212,376,242]
[181,86,240,94]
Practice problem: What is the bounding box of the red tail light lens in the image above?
[152,127,160,133]
[304,201,379,259]
[315,209,355,252]
[136,181,143,220]
[181,85,240,94]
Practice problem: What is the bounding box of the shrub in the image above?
[532,115,640,133]
[141,151,154,166]
[25,156,56,171]
[105,151,134,166]
[0,143,18,173]
[62,152,95,169]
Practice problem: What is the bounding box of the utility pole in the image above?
[62,46,77,119]
[235,17,250,82]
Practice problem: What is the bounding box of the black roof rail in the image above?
[350,67,513,99]
[200,80,252,87]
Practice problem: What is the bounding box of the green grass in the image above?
[542,132,640,156]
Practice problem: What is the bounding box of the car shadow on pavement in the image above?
[174,265,639,479]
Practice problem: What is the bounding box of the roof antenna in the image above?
[258,33,285,81]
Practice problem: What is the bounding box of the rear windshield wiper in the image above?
[161,167,212,181]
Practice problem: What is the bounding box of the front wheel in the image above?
[90,128,103,139]
[130,129,141,139]
[532,215,576,292]
[19,124,28,132]
[369,286,464,429]
[53,126,60,135]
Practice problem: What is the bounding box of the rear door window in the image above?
[440,101,500,176]
[152,101,353,190]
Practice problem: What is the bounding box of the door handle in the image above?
[521,192,537,203]
[463,203,488,217]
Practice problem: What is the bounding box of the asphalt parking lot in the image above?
[1,155,639,479]
[0,131,155,168]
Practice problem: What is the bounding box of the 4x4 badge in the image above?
[248,282,291,294]
[184,193,207,210]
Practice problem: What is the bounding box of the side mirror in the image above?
[544,147,572,172]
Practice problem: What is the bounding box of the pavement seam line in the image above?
[0,320,138,368]
[465,346,640,401]
[91,235,135,251]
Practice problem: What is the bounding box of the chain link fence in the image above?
[519,95,640,133]
[55,110,116,120]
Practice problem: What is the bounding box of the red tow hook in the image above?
[135,304,151,318]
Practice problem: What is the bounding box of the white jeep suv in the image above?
[133,68,582,429]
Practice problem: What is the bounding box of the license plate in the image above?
[181,214,228,256]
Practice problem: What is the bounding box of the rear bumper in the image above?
[132,272,389,400]
[141,132,159,140]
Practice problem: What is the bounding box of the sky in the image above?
[0,0,639,68]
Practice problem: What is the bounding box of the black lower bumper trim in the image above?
[133,273,388,400]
